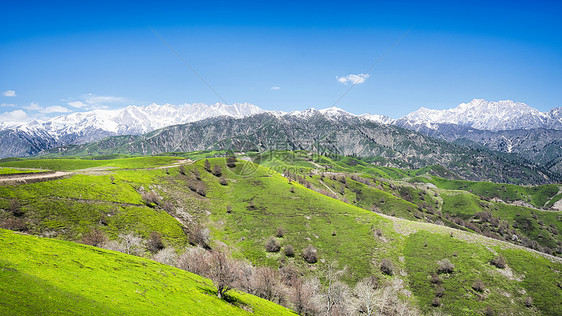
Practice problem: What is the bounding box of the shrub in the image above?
[153,247,177,266]
[276,226,285,238]
[484,306,495,316]
[142,191,161,206]
[524,296,533,307]
[219,177,228,186]
[435,286,445,297]
[284,245,295,257]
[80,229,107,247]
[251,266,280,302]
[226,204,232,214]
[226,155,237,168]
[147,231,165,253]
[179,165,186,175]
[472,279,485,292]
[430,273,442,284]
[204,159,211,172]
[490,256,506,269]
[431,297,441,307]
[265,236,281,252]
[212,164,222,177]
[437,259,455,274]
[302,245,318,264]
[177,246,210,276]
[189,225,211,249]
[374,228,383,237]
[0,217,26,231]
[380,258,394,276]
[9,199,24,217]
[191,168,201,180]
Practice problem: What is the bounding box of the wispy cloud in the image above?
[0,109,28,122]
[2,90,16,97]
[336,73,370,85]
[271,86,281,90]
[24,102,42,111]
[40,105,71,114]
[67,93,129,110]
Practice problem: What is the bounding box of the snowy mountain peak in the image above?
[402,99,559,131]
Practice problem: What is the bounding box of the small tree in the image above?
[147,231,164,253]
[204,159,211,172]
[284,245,295,257]
[226,155,237,168]
[212,164,222,177]
[380,258,394,276]
[276,226,285,238]
[252,266,280,301]
[265,236,281,252]
[302,245,318,264]
[191,168,201,180]
[208,251,239,299]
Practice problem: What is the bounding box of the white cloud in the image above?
[83,94,128,106]
[336,73,370,85]
[40,106,71,114]
[67,101,88,108]
[1,103,16,107]
[271,86,281,90]
[0,109,28,122]
[24,102,42,111]
[3,90,16,97]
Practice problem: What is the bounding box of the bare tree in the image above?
[119,233,144,256]
[177,246,211,276]
[252,266,281,302]
[292,277,319,315]
[208,250,239,299]
[189,225,211,249]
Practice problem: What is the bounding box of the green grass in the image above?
[0,229,295,315]
[0,156,180,171]
[0,167,43,175]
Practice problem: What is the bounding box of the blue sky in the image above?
[1,0,561,122]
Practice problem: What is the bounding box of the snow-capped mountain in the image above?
[0,103,265,158]
[397,99,562,131]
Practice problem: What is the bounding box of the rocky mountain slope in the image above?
[0,103,264,158]
[46,111,557,184]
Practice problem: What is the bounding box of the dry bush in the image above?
[435,286,445,297]
[430,273,442,284]
[252,266,283,303]
[276,226,285,238]
[431,297,441,307]
[189,225,211,249]
[284,245,295,257]
[212,164,222,177]
[80,229,107,247]
[153,247,177,266]
[524,296,533,307]
[291,277,319,315]
[142,191,161,206]
[177,246,211,276]
[265,236,281,252]
[302,245,318,264]
[472,279,485,292]
[380,258,394,276]
[119,233,145,256]
[279,265,300,287]
[226,155,237,168]
[490,256,506,269]
[0,217,27,231]
[437,259,455,274]
[204,159,211,172]
[147,231,164,253]
[219,177,228,186]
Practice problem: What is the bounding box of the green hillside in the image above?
[0,154,561,315]
[0,229,294,315]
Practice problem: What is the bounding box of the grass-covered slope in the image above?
[0,229,294,315]
[1,154,561,315]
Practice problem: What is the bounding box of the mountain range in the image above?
[1,99,560,183]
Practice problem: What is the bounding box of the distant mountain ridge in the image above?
[0,102,264,158]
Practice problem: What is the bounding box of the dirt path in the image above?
[0,171,72,185]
